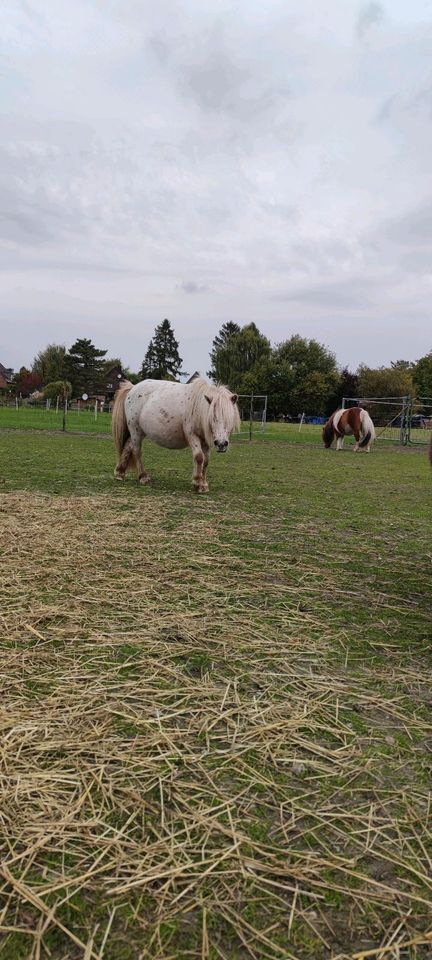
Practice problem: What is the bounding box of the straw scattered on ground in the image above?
[0,480,431,959]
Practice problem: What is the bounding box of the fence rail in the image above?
[342,396,432,444]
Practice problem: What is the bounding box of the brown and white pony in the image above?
[323,407,376,452]
[112,377,240,493]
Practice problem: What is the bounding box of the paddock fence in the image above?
[236,394,268,440]
[342,396,432,445]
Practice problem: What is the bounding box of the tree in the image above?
[140,319,183,380]
[391,359,415,372]
[357,364,414,399]
[32,344,67,384]
[208,322,271,391]
[270,335,339,416]
[413,351,432,397]
[290,371,336,416]
[208,322,241,380]
[140,339,158,379]
[14,367,43,397]
[43,380,72,401]
[66,338,107,396]
[273,335,337,378]
[326,368,360,414]
[121,368,140,384]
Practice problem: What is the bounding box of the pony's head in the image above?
[189,379,240,451]
[204,387,240,452]
[322,417,334,448]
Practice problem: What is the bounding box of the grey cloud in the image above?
[273,281,373,310]
[179,280,208,294]
[356,2,384,40]
[0,205,54,244]
[381,204,432,245]
[180,52,276,120]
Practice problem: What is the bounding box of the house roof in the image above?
[0,363,13,382]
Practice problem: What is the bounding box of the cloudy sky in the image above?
[1,0,432,375]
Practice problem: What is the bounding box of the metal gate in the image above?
[405,396,432,444]
[342,396,410,443]
[236,394,268,440]
[342,396,432,445]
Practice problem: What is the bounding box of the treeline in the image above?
[10,339,113,400]
[5,318,432,417]
[9,321,184,400]
[208,322,432,418]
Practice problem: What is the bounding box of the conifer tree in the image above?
[66,338,107,396]
[140,319,183,380]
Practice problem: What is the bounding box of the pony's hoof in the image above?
[139,475,151,485]
[114,472,125,481]
[196,484,209,494]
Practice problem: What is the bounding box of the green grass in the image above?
[0,428,431,959]
[0,403,113,433]
[0,402,327,442]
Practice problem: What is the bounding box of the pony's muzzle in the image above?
[214,440,228,452]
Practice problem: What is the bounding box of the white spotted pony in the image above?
[112,377,240,493]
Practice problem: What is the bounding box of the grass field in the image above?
[0,405,324,442]
[0,425,431,960]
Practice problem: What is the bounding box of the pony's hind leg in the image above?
[114,438,134,480]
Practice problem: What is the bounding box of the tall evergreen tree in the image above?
[208,322,241,380]
[66,338,107,396]
[140,319,183,380]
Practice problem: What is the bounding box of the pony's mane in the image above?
[188,378,240,445]
[322,412,335,448]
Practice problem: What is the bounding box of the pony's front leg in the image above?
[188,435,209,493]
[336,435,344,451]
[201,442,209,489]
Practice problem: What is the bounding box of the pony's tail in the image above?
[359,409,375,448]
[112,381,133,457]
[322,416,334,448]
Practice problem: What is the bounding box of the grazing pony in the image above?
[323,407,376,452]
[112,377,240,493]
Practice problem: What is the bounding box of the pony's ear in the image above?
[231,393,238,404]
[204,394,212,405]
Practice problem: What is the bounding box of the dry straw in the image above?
[0,491,431,958]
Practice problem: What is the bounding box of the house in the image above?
[186,371,201,383]
[0,363,13,389]
[100,363,124,401]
